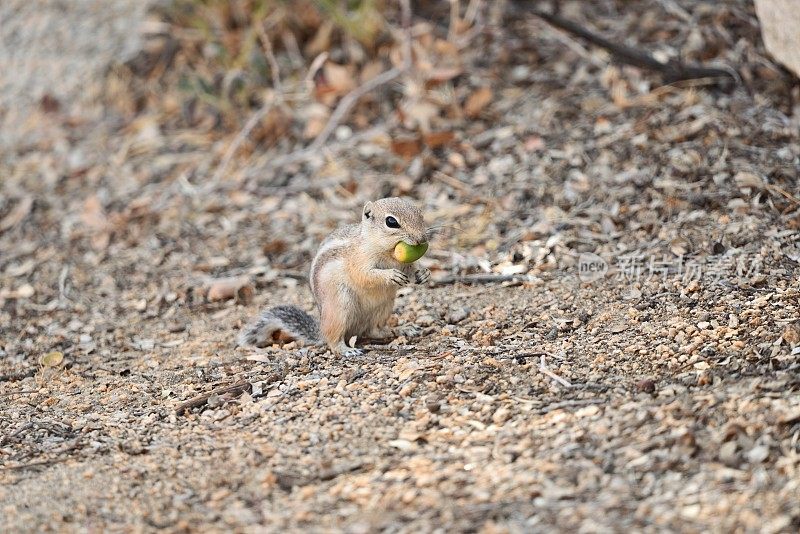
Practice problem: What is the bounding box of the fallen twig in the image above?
[0,389,38,398]
[175,380,253,415]
[766,184,800,206]
[538,398,603,414]
[274,461,369,490]
[431,273,531,286]
[538,353,572,388]
[1,440,81,471]
[3,457,69,471]
[318,460,368,481]
[0,368,36,382]
[432,171,501,208]
[256,20,283,95]
[276,270,309,281]
[304,51,329,91]
[0,422,35,447]
[527,5,738,86]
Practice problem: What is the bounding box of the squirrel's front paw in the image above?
[388,269,410,287]
[414,268,431,284]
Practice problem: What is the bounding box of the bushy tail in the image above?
[237,305,321,347]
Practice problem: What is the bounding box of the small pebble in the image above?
[447,307,470,324]
[167,321,186,333]
[416,314,435,327]
[492,407,511,424]
[718,441,739,467]
[636,379,656,394]
[746,445,769,464]
[206,394,222,408]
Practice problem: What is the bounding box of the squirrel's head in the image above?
[362,197,428,253]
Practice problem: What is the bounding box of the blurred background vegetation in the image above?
[117,0,397,142]
[107,0,494,184]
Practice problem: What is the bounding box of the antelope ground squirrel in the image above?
[238,197,431,356]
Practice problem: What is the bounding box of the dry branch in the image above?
[538,398,603,414]
[0,389,38,398]
[431,273,531,286]
[256,21,283,95]
[539,353,572,388]
[2,442,82,471]
[528,4,739,86]
[0,368,36,382]
[175,380,252,415]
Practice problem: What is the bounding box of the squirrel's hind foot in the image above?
[398,324,422,338]
[334,342,364,357]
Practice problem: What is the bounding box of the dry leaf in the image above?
[322,62,356,95]
[464,87,493,118]
[424,66,463,84]
[524,135,545,152]
[433,39,459,57]
[656,116,711,143]
[359,61,384,83]
[734,171,764,189]
[41,351,64,368]
[206,277,253,303]
[15,284,35,299]
[783,323,800,345]
[402,101,439,132]
[422,131,455,149]
[670,237,690,256]
[81,195,111,250]
[303,103,330,139]
[262,239,288,256]
[305,20,334,57]
[390,137,422,160]
[253,107,292,147]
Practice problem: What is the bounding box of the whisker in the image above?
[427,223,462,231]
[425,224,465,239]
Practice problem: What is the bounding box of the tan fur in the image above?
[310,197,429,353]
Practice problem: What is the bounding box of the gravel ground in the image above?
[1,1,800,532]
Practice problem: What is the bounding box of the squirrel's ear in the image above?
[363,201,373,220]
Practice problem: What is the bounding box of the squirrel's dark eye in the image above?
[385,216,400,229]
